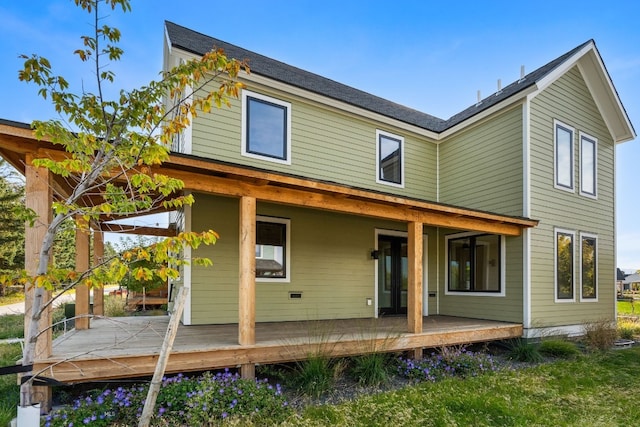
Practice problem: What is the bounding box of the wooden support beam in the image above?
[24,159,53,410]
[407,222,423,334]
[238,196,256,346]
[75,219,91,330]
[161,167,528,236]
[93,230,104,316]
[99,223,177,237]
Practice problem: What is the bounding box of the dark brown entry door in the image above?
[377,235,408,315]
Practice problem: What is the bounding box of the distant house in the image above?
[623,273,640,292]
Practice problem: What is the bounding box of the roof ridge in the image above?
[165,21,594,134]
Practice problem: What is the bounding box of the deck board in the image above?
[36,315,521,384]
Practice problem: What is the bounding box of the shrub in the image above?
[397,346,497,382]
[538,339,580,359]
[350,352,391,386]
[185,370,290,425]
[583,319,617,351]
[104,295,127,317]
[293,354,345,398]
[618,319,640,340]
[506,338,543,363]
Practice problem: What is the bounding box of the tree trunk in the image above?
[138,286,188,427]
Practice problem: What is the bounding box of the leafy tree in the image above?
[6,0,248,409]
[0,160,25,292]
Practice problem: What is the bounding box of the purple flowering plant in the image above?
[43,369,290,426]
[397,346,498,383]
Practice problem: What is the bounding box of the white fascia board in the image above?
[576,51,636,144]
[533,43,595,93]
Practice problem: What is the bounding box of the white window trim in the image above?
[579,132,598,199]
[579,232,598,302]
[553,119,575,193]
[241,90,292,165]
[444,231,506,297]
[256,215,291,283]
[375,129,405,188]
[554,228,576,303]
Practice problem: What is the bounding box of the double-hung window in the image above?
[255,216,290,282]
[580,233,597,300]
[579,132,597,198]
[376,130,404,187]
[555,229,575,301]
[242,90,292,164]
[446,233,503,295]
[554,120,575,191]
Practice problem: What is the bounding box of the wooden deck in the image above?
[34,315,522,384]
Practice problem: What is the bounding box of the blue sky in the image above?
[1,1,639,270]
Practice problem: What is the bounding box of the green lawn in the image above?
[299,348,640,426]
[618,299,640,315]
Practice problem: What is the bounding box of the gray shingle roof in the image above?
[165,21,591,133]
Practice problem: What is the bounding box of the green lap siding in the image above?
[192,83,437,201]
[439,105,524,217]
[529,66,615,327]
[188,193,438,324]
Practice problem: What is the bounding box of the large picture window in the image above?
[579,132,597,198]
[555,229,575,301]
[447,234,502,294]
[256,216,290,282]
[580,233,597,300]
[376,130,404,187]
[242,91,291,164]
[554,120,575,191]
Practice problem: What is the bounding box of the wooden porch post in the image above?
[75,217,91,330]
[408,221,423,359]
[238,196,256,378]
[92,229,104,316]
[24,158,52,409]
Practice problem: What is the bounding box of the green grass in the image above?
[0,343,21,426]
[618,300,640,316]
[0,314,24,339]
[298,348,640,426]
[0,292,24,306]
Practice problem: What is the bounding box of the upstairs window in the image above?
[376,130,404,187]
[242,90,291,165]
[555,229,575,301]
[256,216,290,282]
[579,132,597,198]
[554,120,575,191]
